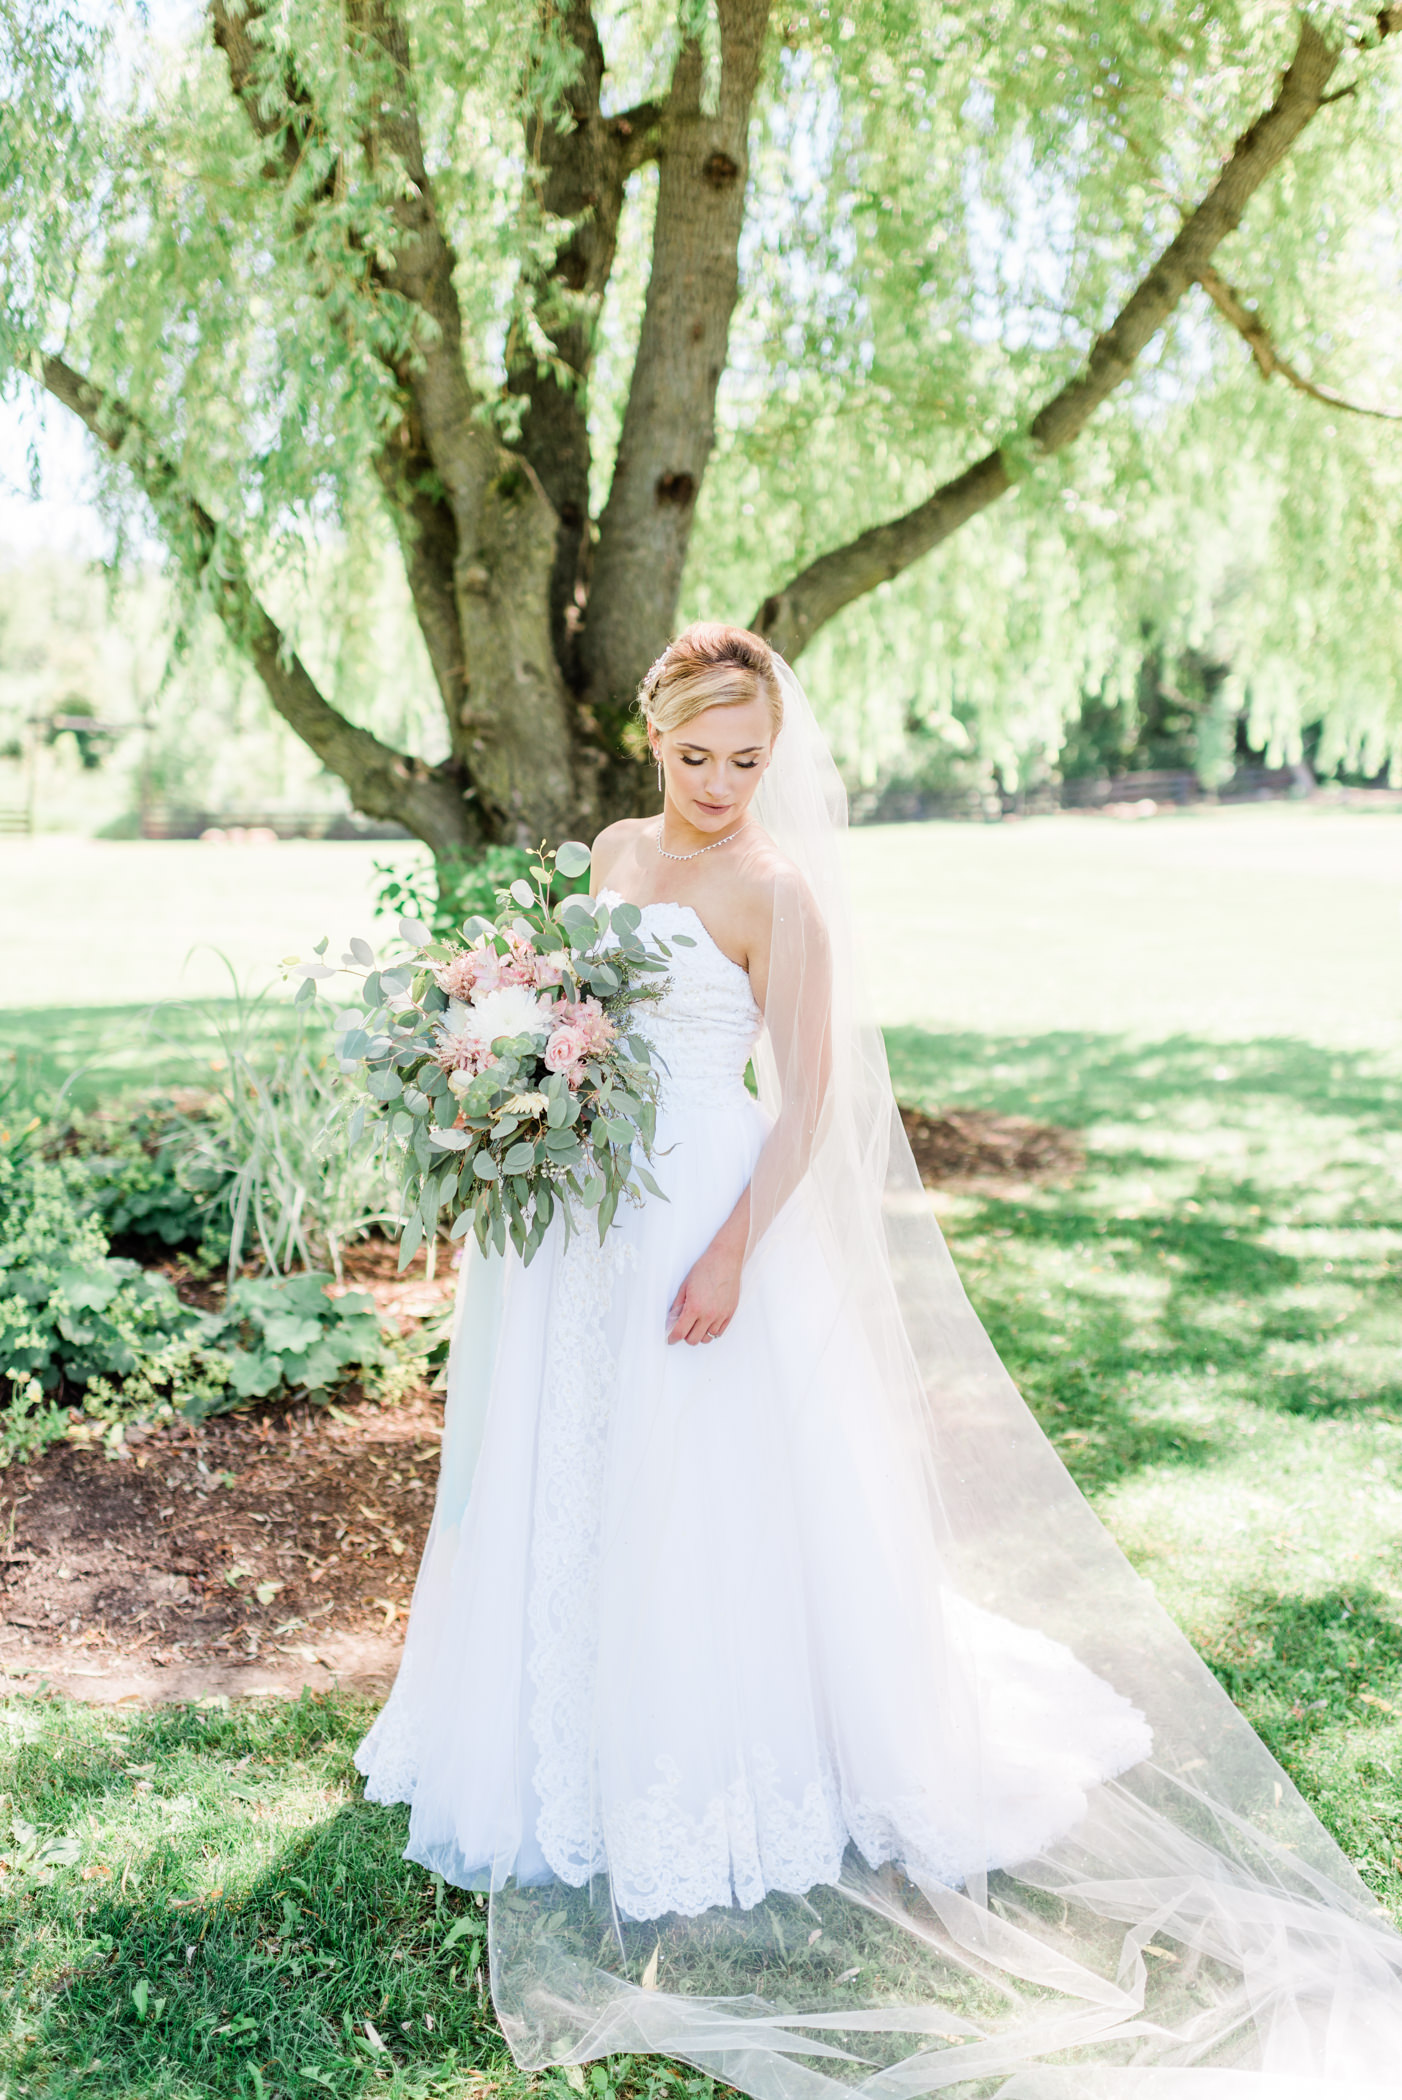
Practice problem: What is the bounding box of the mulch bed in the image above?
[1,1237,459,1704]
[0,1394,442,1697]
[2,1109,1078,1704]
[901,1105,1083,1187]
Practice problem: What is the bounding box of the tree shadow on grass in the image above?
[1192,1583,1402,1909]
[956,1262,1223,1496]
[885,1027,1402,1136]
[8,1694,502,2100]
[1200,1582,1402,1746]
[885,1028,1402,1494]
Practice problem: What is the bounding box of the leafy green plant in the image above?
[0,1158,394,1459]
[373,845,591,943]
[0,1156,228,1462]
[215,1273,386,1412]
[373,846,537,942]
[58,1097,225,1261]
[157,980,398,1279]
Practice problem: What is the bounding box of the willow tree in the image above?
[3,0,1399,863]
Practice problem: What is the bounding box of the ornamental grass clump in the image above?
[292,842,688,1268]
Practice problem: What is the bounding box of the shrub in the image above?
[0,1158,392,1463]
[0,1156,227,1463]
[372,845,590,942]
[58,1098,226,1263]
[159,989,396,1278]
[372,845,536,941]
[214,1272,386,1413]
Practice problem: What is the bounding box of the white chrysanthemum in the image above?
[444,984,550,1053]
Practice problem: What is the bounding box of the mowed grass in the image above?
[0,1695,709,2100]
[3,802,1402,2095]
[889,1025,1402,1907]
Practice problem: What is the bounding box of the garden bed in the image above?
[0,1234,457,1706]
[1,1111,1076,1706]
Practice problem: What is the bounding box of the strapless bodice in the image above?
[599,891,762,1111]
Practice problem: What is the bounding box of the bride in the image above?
[358,625,1402,2096]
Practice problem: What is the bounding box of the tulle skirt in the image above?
[357,1089,1402,2095]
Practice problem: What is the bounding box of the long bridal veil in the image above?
[477,661,1402,2095]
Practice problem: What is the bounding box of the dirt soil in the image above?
[2,1109,1076,1707]
[1,1239,459,1708]
[901,1105,1083,1188]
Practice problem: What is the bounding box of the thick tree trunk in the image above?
[582,0,772,732]
[506,0,664,679]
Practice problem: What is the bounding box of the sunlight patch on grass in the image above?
[895,1023,1402,1909]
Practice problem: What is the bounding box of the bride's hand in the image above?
[667,1235,743,1347]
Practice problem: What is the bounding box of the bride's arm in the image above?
[666,873,832,1347]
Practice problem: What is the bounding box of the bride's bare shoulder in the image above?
[732,839,823,940]
[590,816,652,885]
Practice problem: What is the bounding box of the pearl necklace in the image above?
[655,818,747,863]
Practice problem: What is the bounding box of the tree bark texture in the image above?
[507,0,664,679]
[583,0,772,727]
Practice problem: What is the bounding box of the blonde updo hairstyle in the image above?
[638,623,784,740]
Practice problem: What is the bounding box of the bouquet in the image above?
[289,842,690,1269]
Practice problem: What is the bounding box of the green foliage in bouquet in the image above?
[294,843,688,1270]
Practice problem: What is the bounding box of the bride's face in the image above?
[651,694,775,834]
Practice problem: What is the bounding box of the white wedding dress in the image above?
[358,667,1402,2096]
[356,895,1150,1915]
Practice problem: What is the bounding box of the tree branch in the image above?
[508,0,667,679]
[752,16,1353,662]
[210,0,471,748]
[210,0,581,841]
[39,354,473,858]
[584,0,773,719]
[1194,263,1402,421]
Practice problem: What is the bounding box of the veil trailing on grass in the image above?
[420,661,1402,2095]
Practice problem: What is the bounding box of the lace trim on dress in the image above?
[604,1747,847,1920]
[526,1226,626,1884]
[354,1695,421,1805]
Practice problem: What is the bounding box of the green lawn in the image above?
[3,804,1402,2096]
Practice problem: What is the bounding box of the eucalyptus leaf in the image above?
[397,1213,424,1273]
[553,840,592,878]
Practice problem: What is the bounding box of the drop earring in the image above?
[655,754,664,795]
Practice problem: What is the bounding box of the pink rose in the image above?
[544,1023,587,1076]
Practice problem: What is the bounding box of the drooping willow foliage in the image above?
[1,0,1398,825]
